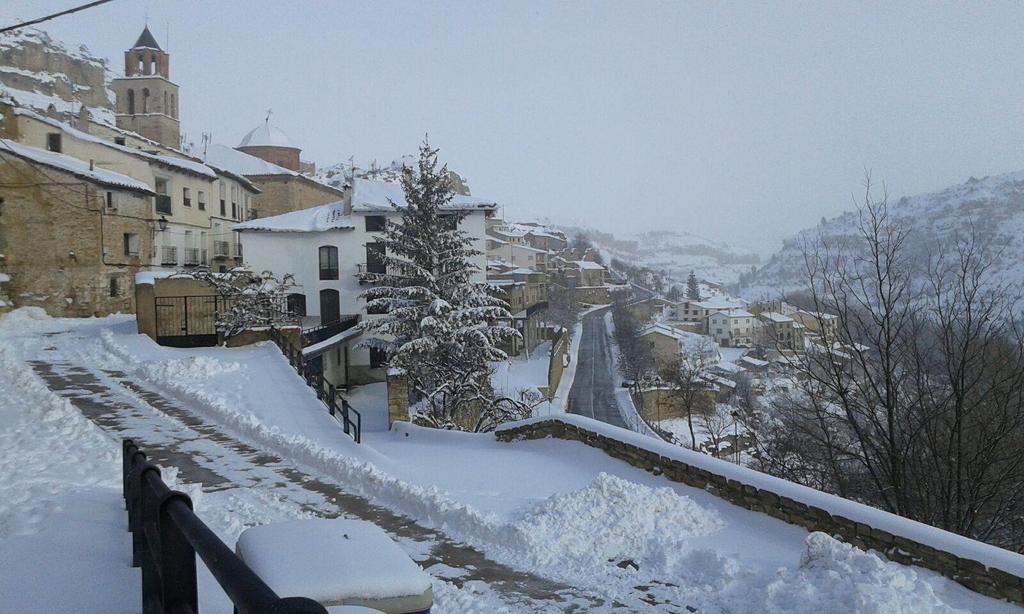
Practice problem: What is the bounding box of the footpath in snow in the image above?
[0,308,1019,613]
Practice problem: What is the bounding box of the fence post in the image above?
[127,450,149,567]
[158,492,198,613]
[139,465,163,614]
[341,399,351,436]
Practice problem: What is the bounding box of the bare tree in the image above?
[756,177,1024,551]
[182,267,298,341]
[660,342,716,449]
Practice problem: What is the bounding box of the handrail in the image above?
[267,326,362,444]
[122,440,328,614]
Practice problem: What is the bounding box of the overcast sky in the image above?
[6,1,1024,253]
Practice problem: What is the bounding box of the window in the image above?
[46,133,62,153]
[369,347,387,369]
[319,246,339,280]
[231,186,238,219]
[105,191,115,210]
[123,233,139,257]
[365,242,385,274]
[183,187,192,207]
[114,136,126,146]
[287,293,307,317]
[365,215,386,232]
[142,88,150,113]
[109,276,120,297]
[319,289,340,325]
[155,178,171,214]
[197,190,206,210]
[440,214,458,230]
[219,182,226,216]
[127,89,135,115]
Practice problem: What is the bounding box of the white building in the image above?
[235,178,496,385]
[707,308,757,347]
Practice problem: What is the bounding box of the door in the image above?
[320,289,340,325]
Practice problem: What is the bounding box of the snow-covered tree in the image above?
[360,140,525,431]
[182,267,298,340]
[686,270,701,301]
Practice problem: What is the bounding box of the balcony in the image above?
[155,194,172,215]
[183,247,200,266]
[161,246,178,266]
[214,241,231,258]
[356,262,387,284]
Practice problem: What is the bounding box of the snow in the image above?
[351,178,497,212]
[236,518,432,602]
[302,326,362,357]
[235,201,355,233]
[238,121,294,148]
[760,311,794,323]
[204,143,299,177]
[574,260,605,270]
[0,308,1018,613]
[0,139,154,193]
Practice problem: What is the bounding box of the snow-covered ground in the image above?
[0,308,1018,613]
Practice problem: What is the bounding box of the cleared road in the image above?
[567,307,627,427]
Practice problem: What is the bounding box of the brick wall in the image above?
[496,417,1024,605]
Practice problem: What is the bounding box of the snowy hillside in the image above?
[561,225,761,286]
[739,170,1024,300]
[0,23,116,125]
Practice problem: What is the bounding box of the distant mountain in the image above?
[0,23,116,125]
[738,170,1024,299]
[557,225,761,286]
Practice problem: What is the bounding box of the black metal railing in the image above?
[161,246,178,266]
[122,440,328,614]
[214,240,231,257]
[267,327,362,443]
[302,315,359,346]
[183,247,200,266]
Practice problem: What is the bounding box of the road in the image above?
[567,306,627,427]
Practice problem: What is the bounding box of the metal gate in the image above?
[155,295,221,347]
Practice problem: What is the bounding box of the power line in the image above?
[0,0,116,35]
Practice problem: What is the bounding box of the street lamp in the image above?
[157,216,168,232]
[730,410,740,464]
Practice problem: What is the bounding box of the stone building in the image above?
[0,140,154,316]
[236,118,302,171]
[109,27,180,149]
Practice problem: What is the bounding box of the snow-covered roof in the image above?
[238,121,296,149]
[797,309,839,321]
[12,107,218,179]
[0,139,153,194]
[739,356,769,368]
[696,295,746,310]
[234,201,354,233]
[574,260,605,270]
[204,143,298,177]
[351,178,497,212]
[712,308,754,319]
[760,311,794,323]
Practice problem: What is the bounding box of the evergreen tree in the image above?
[360,140,525,431]
[686,270,701,301]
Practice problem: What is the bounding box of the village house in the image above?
[707,308,757,347]
[638,323,719,372]
[0,140,154,315]
[757,311,804,351]
[793,309,839,339]
[234,178,496,386]
[668,295,748,334]
[486,268,549,356]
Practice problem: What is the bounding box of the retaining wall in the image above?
[495,416,1024,605]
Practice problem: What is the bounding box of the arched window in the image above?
[127,89,135,114]
[163,91,168,114]
[319,289,340,325]
[170,94,176,118]
[318,246,338,280]
[142,88,150,113]
[287,293,307,317]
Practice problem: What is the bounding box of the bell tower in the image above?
[110,26,181,148]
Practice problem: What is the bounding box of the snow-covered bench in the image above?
[236,519,433,613]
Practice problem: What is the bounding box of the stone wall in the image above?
[387,371,410,426]
[0,160,152,317]
[249,175,344,220]
[496,418,1024,605]
[547,331,570,395]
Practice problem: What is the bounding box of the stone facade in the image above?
[496,418,1024,606]
[387,371,410,426]
[0,161,152,317]
[247,175,345,220]
[237,145,300,172]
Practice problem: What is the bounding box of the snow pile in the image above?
[503,473,722,576]
[0,327,119,539]
[765,532,966,613]
[141,355,242,381]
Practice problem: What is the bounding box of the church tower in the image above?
[110,26,180,148]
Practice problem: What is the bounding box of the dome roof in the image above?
[238,121,296,149]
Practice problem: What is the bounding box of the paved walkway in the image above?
[27,350,608,612]
[567,307,627,428]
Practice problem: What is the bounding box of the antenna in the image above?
[265,108,273,123]
[165,20,169,52]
